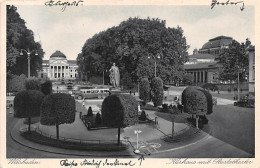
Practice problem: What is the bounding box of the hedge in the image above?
[41,80,53,95]
[95,112,102,125]
[25,78,41,91]
[40,93,76,126]
[139,78,150,103]
[101,94,138,128]
[182,86,213,116]
[150,77,164,107]
[7,74,26,93]
[87,106,93,116]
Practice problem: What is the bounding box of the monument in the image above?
[109,63,120,88]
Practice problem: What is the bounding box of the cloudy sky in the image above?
[16,5,255,60]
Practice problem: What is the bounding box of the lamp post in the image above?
[20,48,38,78]
[134,129,142,154]
[148,53,161,77]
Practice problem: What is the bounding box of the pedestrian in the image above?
[130,90,132,95]
[82,100,85,107]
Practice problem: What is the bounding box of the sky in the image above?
[16,5,255,60]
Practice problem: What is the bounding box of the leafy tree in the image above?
[7,5,44,77]
[215,39,249,82]
[14,90,44,132]
[139,78,150,104]
[77,17,189,84]
[121,72,134,90]
[150,77,164,107]
[25,77,41,90]
[182,73,193,85]
[40,93,76,140]
[101,94,138,145]
[7,74,27,93]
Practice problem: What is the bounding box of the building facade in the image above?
[38,51,78,80]
[246,46,255,94]
[184,36,233,84]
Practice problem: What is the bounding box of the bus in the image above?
[74,86,110,99]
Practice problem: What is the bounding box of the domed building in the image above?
[184,36,233,84]
[38,50,78,80]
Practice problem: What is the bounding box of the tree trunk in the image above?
[195,116,199,129]
[117,127,120,145]
[28,117,31,132]
[171,115,175,139]
[56,123,59,140]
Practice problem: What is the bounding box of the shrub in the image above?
[87,106,93,116]
[41,80,52,95]
[202,83,219,91]
[182,73,193,85]
[139,78,150,104]
[182,86,213,116]
[40,93,76,139]
[14,90,44,131]
[139,110,147,121]
[25,77,41,90]
[150,77,164,107]
[95,112,102,125]
[101,94,138,144]
[7,74,26,93]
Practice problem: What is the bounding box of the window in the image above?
[70,75,72,78]
[66,66,68,69]
[51,66,53,69]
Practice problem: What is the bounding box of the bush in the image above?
[14,90,44,131]
[41,80,52,95]
[7,74,26,93]
[182,86,213,116]
[139,110,146,121]
[202,83,219,91]
[95,112,102,125]
[87,106,93,116]
[25,77,41,90]
[182,73,193,85]
[150,77,164,107]
[139,78,150,104]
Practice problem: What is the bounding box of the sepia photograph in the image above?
[1,0,258,167]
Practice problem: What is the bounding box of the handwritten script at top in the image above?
[45,0,84,11]
[211,0,245,11]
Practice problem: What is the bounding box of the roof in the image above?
[184,62,219,70]
[189,53,216,59]
[201,36,233,50]
[68,60,77,65]
[50,50,66,58]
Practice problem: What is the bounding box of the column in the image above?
[197,71,200,83]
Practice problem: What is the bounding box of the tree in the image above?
[215,40,249,82]
[95,112,102,125]
[101,94,138,145]
[87,106,93,116]
[25,77,41,90]
[139,78,150,104]
[7,5,44,77]
[150,77,164,107]
[40,80,53,95]
[120,72,134,90]
[181,86,213,128]
[14,90,44,132]
[182,73,193,85]
[7,74,26,93]
[77,17,189,84]
[40,93,76,140]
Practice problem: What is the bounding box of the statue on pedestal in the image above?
[109,63,120,88]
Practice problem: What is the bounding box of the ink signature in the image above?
[45,0,84,12]
[211,0,245,11]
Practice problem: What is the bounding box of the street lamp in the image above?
[148,53,161,77]
[20,48,38,78]
[134,129,142,154]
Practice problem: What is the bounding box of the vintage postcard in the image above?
[0,0,259,167]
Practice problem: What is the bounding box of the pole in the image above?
[238,71,240,100]
[136,130,139,149]
[155,61,157,77]
[103,71,104,85]
[28,53,30,78]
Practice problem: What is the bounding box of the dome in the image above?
[50,50,66,58]
[201,36,233,50]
